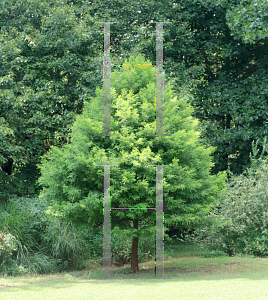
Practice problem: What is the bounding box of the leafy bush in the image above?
[185,138,268,257]
[79,225,103,261]
[0,259,28,276]
[10,253,57,275]
[0,226,56,276]
[110,226,155,266]
[111,226,132,265]
[0,227,16,265]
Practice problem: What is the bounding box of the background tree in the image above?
[188,0,268,176]
[0,0,103,200]
[37,55,227,273]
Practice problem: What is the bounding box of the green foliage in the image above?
[42,218,86,269]
[81,225,155,266]
[0,196,57,274]
[91,0,268,180]
[0,196,88,274]
[184,0,268,176]
[193,65,268,175]
[1,0,267,203]
[0,197,49,256]
[0,260,29,276]
[111,227,131,265]
[1,0,268,203]
[185,138,268,257]
[201,250,228,258]
[37,54,227,267]
[79,226,103,262]
[226,0,268,44]
[110,226,155,265]
[0,0,104,199]
[0,228,16,265]
[2,0,268,273]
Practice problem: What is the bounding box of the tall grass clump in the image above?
[0,196,57,275]
[0,196,89,275]
[42,218,87,271]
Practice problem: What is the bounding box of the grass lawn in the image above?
[1,240,268,299]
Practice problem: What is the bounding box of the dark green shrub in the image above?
[79,225,103,261]
[185,138,268,257]
[110,226,155,266]
[0,196,158,273]
[0,258,28,276]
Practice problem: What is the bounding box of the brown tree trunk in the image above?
[131,219,139,273]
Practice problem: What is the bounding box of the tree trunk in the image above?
[131,219,139,273]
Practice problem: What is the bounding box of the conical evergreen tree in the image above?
[37,54,227,273]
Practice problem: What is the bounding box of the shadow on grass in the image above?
[2,240,268,292]
[1,258,268,297]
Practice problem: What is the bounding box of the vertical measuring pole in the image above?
[156,165,164,278]
[95,164,118,279]
[148,164,171,278]
[103,165,111,278]
[156,22,164,136]
[103,22,111,136]
[95,22,118,137]
[149,22,172,137]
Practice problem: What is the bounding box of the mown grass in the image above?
[1,240,268,299]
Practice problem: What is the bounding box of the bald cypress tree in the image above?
[37,54,226,273]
